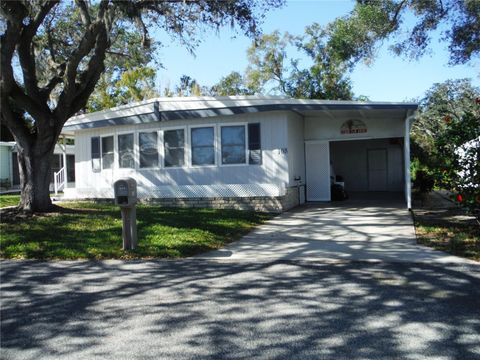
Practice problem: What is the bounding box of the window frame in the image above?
[189,124,217,167]
[219,123,248,167]
[138,130,160,170]
[117,132,136,169]
[248,122,262,165]
[91,136,101,172]
[162,126,187,169]
[101,135,115,171]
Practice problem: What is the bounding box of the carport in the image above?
[330,138,404,193]
[302,104,416,209]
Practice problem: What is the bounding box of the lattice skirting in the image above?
[63,185,300,213]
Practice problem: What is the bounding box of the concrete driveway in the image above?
[201,196,474,264]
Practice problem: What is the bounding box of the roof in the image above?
[63,96,418,131]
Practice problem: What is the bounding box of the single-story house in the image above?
[0,141,75,192]
[62,96,417,212]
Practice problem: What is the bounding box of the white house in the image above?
[62,96,417,212]
[0,141,75,192]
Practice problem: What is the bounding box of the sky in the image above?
[154,0,479,102]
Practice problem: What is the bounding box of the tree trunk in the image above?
[17,142,55,213]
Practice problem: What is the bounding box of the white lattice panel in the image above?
[305,142,330,201]
[73,183,284,199]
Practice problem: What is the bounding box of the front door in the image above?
[368,149,388,191]
[306,141,330,201]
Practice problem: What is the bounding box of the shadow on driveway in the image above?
[201,200,476,264]
[1,259,479,359]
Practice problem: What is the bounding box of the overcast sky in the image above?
[153,0,479,101]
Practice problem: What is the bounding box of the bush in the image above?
[413,170,435,193]
[0,178,11,190]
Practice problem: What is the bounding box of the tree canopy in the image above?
[87,67,158,112]
[208,28,355,100]
[410,78,480,212]
[331,0,480,66]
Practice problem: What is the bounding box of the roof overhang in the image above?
[63,96,418,131]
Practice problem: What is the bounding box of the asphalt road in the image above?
[1,259,479,360]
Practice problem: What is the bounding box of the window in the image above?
[139,132,158,168]
[50,154,62,183]
[191,127,215,166]
[91,137,100,171]
[248,123,262,165]
[164,129,185,167]
[118,133,135,169]
[221,125,246,164]
[101,136,114,169]
[67,155,75,182]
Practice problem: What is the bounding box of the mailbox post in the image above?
[114,178,138,250]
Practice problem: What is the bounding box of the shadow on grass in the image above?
[0,203,271,259]
[1,260,479,359]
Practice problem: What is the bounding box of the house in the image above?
[62,96,417,212]
[0,141,75,192]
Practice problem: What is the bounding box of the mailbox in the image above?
[113,178,138,250]
[114,178,137,207]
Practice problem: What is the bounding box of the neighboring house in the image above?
[62,96,417,212]
[0,141,75,191]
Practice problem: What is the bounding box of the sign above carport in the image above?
[340,119,367,134]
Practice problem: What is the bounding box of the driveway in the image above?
[201,197,475,264]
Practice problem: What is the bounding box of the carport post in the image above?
[404,113,415,210]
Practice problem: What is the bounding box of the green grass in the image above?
[415,221,480,261]
[0,194,20,208]
[0,202,271,259]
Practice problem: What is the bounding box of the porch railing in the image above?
[54,167,66,195]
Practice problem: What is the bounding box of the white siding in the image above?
[73,112,290,198]
[286,112,305,186]
[305,116,404,141]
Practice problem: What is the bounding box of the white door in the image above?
[306,142,330,201]
[368,149,388,191]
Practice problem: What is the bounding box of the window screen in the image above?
[248,123,262,165]
[191,127,215,166]
[221,125,246,164]
[164,129,185,167]
[139,132,158,168]
[91,137,100,171]
[118,133,134,168]
[101,136,114,170]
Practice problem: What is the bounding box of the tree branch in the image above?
[0,3,24,93]
[75,0,91,26]
[0,96,33,149]
[39,67,65,100]
[9,82,51,123]
[67,28,110,117]
[17,1,59,100]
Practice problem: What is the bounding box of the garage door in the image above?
[306,141,330,201]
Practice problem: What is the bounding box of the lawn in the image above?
[0,202,271,259]
[414,211,480,261]
[0,194,20,208]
